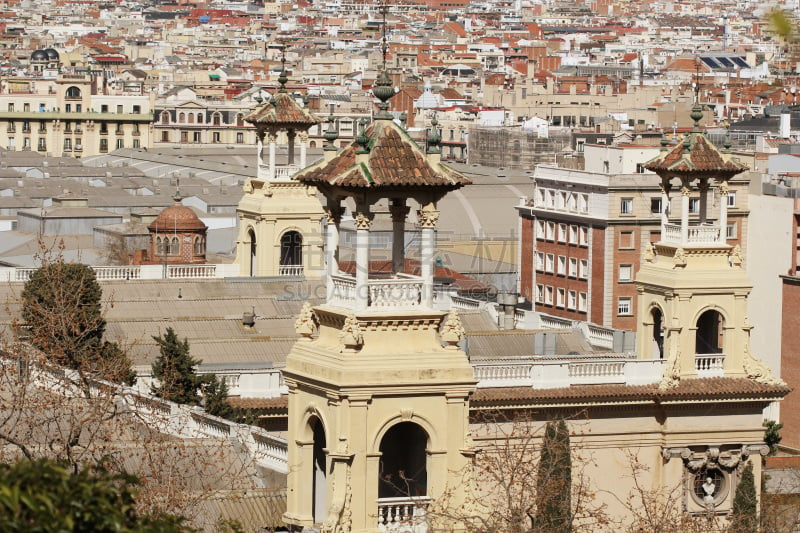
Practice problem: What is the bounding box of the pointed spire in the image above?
[355,118,370,154]
[323,103,338,152]
[278,45,288,92]
[173,177,182,202]
[372,0,395,120]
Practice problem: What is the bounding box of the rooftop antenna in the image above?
[380,0,388,70]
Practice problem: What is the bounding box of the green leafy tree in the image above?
[729,461,758,533]
[0,458,193,532]
[535,419,572,532]
[151,328,206,405]
[20,254,135,385]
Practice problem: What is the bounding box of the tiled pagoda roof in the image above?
[244,91,320,128]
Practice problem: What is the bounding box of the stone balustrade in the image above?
[328,273,424,310]
[0,263,242,282]
[377,497,430,533]
[695,354,725,377]
[278,265,304,277]
[663,222,722,245]
[475,358,665,389]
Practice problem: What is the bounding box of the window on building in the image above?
[65,104,71,112]
[213,113,221,126]
[7,103,13,111]
[557,255,566,275]
[558,223,567,243]
[193,132,200,143]
[133,139,140,149]
[726,222,737,240]
[23,103,29,112]
[651,198,662,214]
[545,253,555,273]
[620,198,633,215]
[236,132,244,143]
[545,286,554,305]
[619,264,633,282]
[579,226,589,246]
[160,111,170,124]
[535,252,545,272]
[116,139,124,149]
[727,191,736,207]
[619,230,634,249]
[133,105,141,114]
[558,192,567,210]
[578,292,588,312]
[579,259,588,279]
[37,138,46,151]
[75,104,82,112]
[536,284,544,303]
[568,257,578,277]
[535,220,545,239]
[181,131,188,143]
[567,193,577,212]
[536,188,545,207]
[689,198,700,214]
[617,297,632,316]
[547,189,555,207]
[568,290,577,310]
[636,163,645,173]
[213,131,221,143]
[557,288,566,308]
[161,131,170,142]
[546,222,555,241]
[99,138,108,152]
[576,139,585,152]
[117,105,123,114]
[569,225,578,244]
[23,137,30,149]
[75,138,82,151]
[101,104,109,113]
[179,112,186,122]
[236,114,244,127]
[7,137,14,149]
[579,194,589,213]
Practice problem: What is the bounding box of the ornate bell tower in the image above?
[235,65,325,278]
[636,103,781,388]
[282,59,476,532]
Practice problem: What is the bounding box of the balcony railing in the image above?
[662,223,722,245]
[278,264,304,276]
[695,354,724,377]
[377,497,429,533]
[329,273,424,309]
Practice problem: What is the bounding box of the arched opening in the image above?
[280,231,303,272]
[378,422,428,498]
[65,86,81,99]
[213,113,221,126]
[179,112,186,123]
[160,111,170,124]
[696,309,724,354]
[236,113,244,127]
[310,417,327,524]
[156,236,165,255]
[197,113,203,124]
[651,307,664,359]
[248,228,256,276]
[170,237,180,255]
[188,113,194,124]
[193,236,205,255]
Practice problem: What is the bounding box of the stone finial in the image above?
[729,244,743,267]
[295,302,317,341]
[743,345,785,386]
[441,310,465,349]
[340,313,364,352]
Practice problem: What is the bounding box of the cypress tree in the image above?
[729,461,758,533]
[151,327,205,405]
[535,419,572,532]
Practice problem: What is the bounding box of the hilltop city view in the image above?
[0,0,800,531]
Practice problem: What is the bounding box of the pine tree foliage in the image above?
[535,419,573,532]
[729,461,758,533]
[151,328,206,405]
[203,376,233,419]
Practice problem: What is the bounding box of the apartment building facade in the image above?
[517,143,750,330]
[0,72,154,158]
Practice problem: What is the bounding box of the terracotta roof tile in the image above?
[644,132,748,178]
[244,92,321,128]
[470,377,790,407]
[295,122,471,189]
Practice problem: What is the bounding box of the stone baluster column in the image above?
[418,203,439,308]
[390,200,410,275]
[680,179,691,245]
[354,210,372,311]
[698,178,709,224]
[268,132,277,181]
[299,132,308,168]
[325,204,342,302]
[287,129,296,166]
[718,182,729,245]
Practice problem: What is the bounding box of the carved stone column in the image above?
[698,178,709,224]
[418,204,439,308]
[256,133,266,180]
[325,204,342,302]
[680,179,691,245]
[390,199,410,275]
[299,132,308,168]
[659,180,671,239]
[287,129,296,166]
[354,210,373,311]
[267,132,277,180]
[718,182,729,245]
